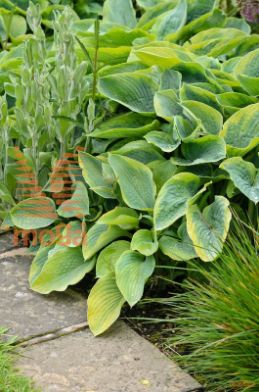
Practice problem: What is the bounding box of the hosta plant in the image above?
[0,0,258,335]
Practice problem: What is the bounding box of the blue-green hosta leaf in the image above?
[87,274,125,336]
[154,90,182,121]
[220,103,259,156]
[11,197,58,230]
[57,182,89,218]
[98,71,158,114]
[148,160,177,191]
[131,229,158,256]
[182,100,223,135]
[144,131,181,153]
[108,155,156,211]
[91,112,159,139]
[180,83,220,111]
[96,241,131,278]
[151,0,187,39]
[186,0,216,22]
[154,173,201,231]
[220,158,259,204]
[224,16,251,34]
[234,48,259,95]
[115,251,156,306]
[83,223,127,260]
[103,0,137,28]
[238,75,259,97]
[133,46,193,68]
[98,207,139,230]
[216,92,258,116]
[160,69,182,90]
[159,222,197,261]
[78,152,116,199]
[171,135,226,166]
[111,140,164,164]
[58,221,85,248]
[30,247,95,294]
[186,196,232,262]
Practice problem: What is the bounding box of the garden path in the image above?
[0,232,201,392]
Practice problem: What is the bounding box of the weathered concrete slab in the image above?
[0,232,18,252]
[18,321,201,392]
[0,255,86,338]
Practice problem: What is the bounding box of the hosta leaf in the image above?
[180,83,220,111]
[220,103,259,156]
[57,182,89,218]
[151,0,187,39]
[78,152,116,199]
[154,90,182,121]
[134,46,193,68]
[148,160,177,191]
[91,112,159,139]
[144,130,180,153]
[96,241,131,278]
[83,223,127,260]
[220,158,259,204]
[186,196,231,262]
[154,173,200,231]
[159,223,197,261]
[187,0,216,22]
[98,71,158,114]
[30,247,95,294]
[11,197,57,230]
[115,251,156,306]
[87,274,125,336]
[238,74,259,96]
[98,207,139,230]
[131,229,158,256]
[112,140,164,164]
[108,155,156,211]
[59,221,85,248]
[171,135,226,166]
[103,0,136,28]
[216,92,258,116]
[8,15,27,38]
[182,100,223,135]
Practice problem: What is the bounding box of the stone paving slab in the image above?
[18,321,201,392]
[0,255,86,338]
[0,232,18,251]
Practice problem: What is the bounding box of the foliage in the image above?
[0,0,258,335]
[146,223,259,391]
[0,328,39,392]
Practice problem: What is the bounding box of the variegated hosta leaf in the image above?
[216,92,258,116]
[131,229,158,256]
[171,135,226,166]
[108,154,156,211]
[151,0,187,39]
[154,173,201,231]
[87,274,125,336]
[186,196,232,262]
[115,251,156,306]
[180,83,221,111]
[30,246,95,294]
[57,181,89,218]
[133,46,193,68]
[234,48,259,95]
[98,71,158,114]
[11,197,57,230]
[159,223,197,261]
[78,152,116,199]
[220,103,259,156]
[96,241,131,278]
[98,207,139,230]
[220,157,259,204]
[144,130,181,153]
[182,100,223,135]
[82,223,127,260]
[103,0,136,28]
[58,221,85,248]
[154,90,182,121]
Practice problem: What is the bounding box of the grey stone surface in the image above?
[0,232,18,252]
[0,255,86,338]
[18,321,201,392]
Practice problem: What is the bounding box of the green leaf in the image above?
[83,223,127,260]
[154,173,200,231]
[98,71,158,114]
[180,83,220,111]
[159,222,197,261]
[30,247,95,294]
[59,221,85,248]
[96,241,131,278]
[91,112,159,139]
[108,155,156,211]
[79,152,116,199]
[216,92,258,116]
[103,0,137,28]
[151,0,187,39]
[115,251,156,306]
[148,160,177,191]
[134,46,193,68]
[9,14,27,38]
[11,197,57,230]
[220,103,259,156]
[57,182,89,218]
[171,135,226,166]
[187,0,216,22]
[87,274,125,336]
[186,196,231,262]
[144,130,181,153]
[182,100,223,135]
[154,90,182,121]
[220,158,259,204]
[131,229,158,256]
[98,207,139,230]
[234,49,259,95]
